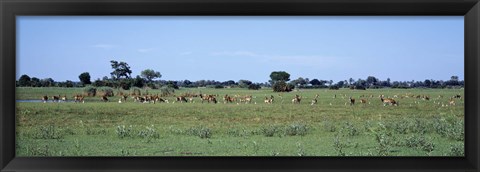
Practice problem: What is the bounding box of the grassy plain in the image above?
[15,87,464,156]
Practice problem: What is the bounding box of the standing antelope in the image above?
[449,98,456,106]
[41,95,48,103]
[360,99,367,105]
[292,95,301,104]
[349,97,355,105]
[52,95,60,103]
[310,94,319,105]
[61,94,67,102]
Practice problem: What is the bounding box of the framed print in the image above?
[1,0,479,171]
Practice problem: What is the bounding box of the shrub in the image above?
[83,86,97,96]
[248,84,261,90]
[272,81,294,92]
[342,122,359,136]
[138,125,160,142]
[285,122,308,136]
[206,85,224,89]
[97,87,114,97]
[261,124,282,137]
[34,125,64,139]
[160,86,175,97]
[116,125,133,138]
[448,143,464,156]
[187,126,212,139]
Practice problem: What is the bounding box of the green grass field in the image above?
[15,87,464,156]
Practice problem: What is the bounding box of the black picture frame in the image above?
[1,0,479,171]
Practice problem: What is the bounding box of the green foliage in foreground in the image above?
[16,87,464,156]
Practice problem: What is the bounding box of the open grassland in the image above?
[16,87,464,156]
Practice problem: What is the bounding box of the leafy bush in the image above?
[272,81,294,92]
[187,126,212,139]
[448,143,464,156]
[160,86,175,97]
[97,87,114,97]
[116,125,133,138]
[248,84,261,90]
[34,125,64,139]
[138,125,160,142]
[261,124,282,137]
[206,85,224,89]
[83,86,97,96]
[285,122,308,136]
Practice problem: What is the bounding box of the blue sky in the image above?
[17,16,464,83]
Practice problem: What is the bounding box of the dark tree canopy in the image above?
[79,72,92,85]
[309,79,321,86]
[269,71,290,83]
[141,69,162,83]
[18,74,31,87]
[110,60,132,80]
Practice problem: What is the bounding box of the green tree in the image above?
[31,77,41,87]
[110,60,132,80]
[238,79,253,88]
[141,69,162,83]
[18,74,31,87]
[79,72,92,85]
[132,75,145,88]
[269,71,290,84]
[309,79,321,86]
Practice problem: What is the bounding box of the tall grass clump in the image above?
[138,125,160,142]
[34,125,64,139]
[97,87,114,97]
[285,122,308,136]
[187,126,212,139]
[116,125,134,138]
[261,124,283,137]
[160,86,175,97]
[448,143,464,156]
[83,86,96,96]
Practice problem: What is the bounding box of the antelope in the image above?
[176,96,187,103]
[360,99,367,104]
[292,95,301,104]
[101,95,109,102]
[41,95,48,103]
[349,97,355,105]
[61,94,67,102]
[310,94,319,105]
[449,98,456,106]
[380,96,397,106]
[52,95,60,102]
[244,95,252,104]
[453,94,462,99]
[73,94,85,103]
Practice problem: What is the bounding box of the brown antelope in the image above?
[380,96,397,106]
[41,95,48,103]
[176,96,187,103]
[73,94,85,103]
[52,95,60,102]
[244,95,252,104]
[292,95,301,104]
[360,99,367,105]
[101,95,109,102]
[349,97,355,105]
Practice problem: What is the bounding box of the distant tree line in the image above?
[16,60,464,91]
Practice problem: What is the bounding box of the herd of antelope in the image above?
[39,91,462,107]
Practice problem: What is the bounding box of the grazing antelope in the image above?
[41,95,48,103]
[360,99,367,105]
[349,97,355,105]
[292,95,301,104]
[380,96,397,106]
